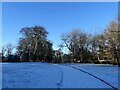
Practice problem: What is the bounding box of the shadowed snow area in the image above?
[2,62,118,89]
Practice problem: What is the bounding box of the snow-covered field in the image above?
[68,64,118,88]
[1,62,119,89]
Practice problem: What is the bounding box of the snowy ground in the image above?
[67,64,118,88]
[1,62,119,89]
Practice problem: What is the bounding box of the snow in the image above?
[2,63,61,88]
[1,62,119,89]
[56,65,112,88]
[68,64,118,88]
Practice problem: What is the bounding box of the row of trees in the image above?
[60,19,120,65]
[1,26,62,63]
[1,18,120,65]
[2,26,53,62]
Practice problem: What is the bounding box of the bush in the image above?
[5,55,20,62]
[99,60,112,64]
[93,60,100,64]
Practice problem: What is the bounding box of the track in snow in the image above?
[54,64,64,89]
[66,65,118,90]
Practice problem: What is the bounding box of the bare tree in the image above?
[1,46,6,56]
[6,43,14,56]
[17,25,53,62]
[61,29,90,63]
[91,33,105,61]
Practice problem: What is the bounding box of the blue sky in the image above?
[2,2,118,51]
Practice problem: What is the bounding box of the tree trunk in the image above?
[114,48,120,66]
[97,54,100,61]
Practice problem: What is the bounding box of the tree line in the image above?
[1,19,120,65]
[61,19,120,65]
